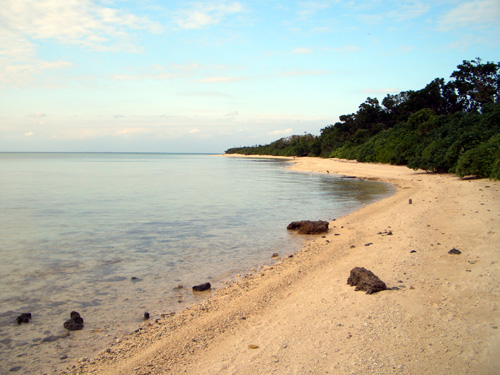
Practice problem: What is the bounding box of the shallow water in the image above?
[0,153,393,374]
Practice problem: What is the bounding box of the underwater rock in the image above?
[63,311,84,331]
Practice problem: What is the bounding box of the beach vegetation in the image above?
[225,58,500,179]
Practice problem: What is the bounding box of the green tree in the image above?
[450,58,500,113]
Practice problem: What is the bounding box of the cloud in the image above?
[112,65,177,81]
[24,132,34,136]
[323,45,362,53]
[292,47,314,54]
[389,2,429,21]
[27,112,47,119]
[1,0,162,49]
[189,128,201,134]
[197,76,243,83]
[269,128,292,135]
[225,111,239,117]
[114,128,149,137]
[175,1,245,29]
[296,1,337,18]
[438,0,500,31]
[358,1,429,24]
[180,91,234,98]
[279,70,329,77]
[0,0,162,85]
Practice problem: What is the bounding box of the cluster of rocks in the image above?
[15,311,85,331]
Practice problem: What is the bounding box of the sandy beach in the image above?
[63,156,500,375]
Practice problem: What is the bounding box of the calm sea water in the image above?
[0,153,393,374]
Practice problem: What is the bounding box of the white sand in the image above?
[64,157,500,375]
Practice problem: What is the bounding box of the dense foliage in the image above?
[226,58,500,179]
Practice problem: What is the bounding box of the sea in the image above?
[0,153,393,374]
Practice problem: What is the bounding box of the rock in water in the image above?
[347,267,387,294]
[16,313,32,324]
[287,220,329,234]
[63,311,84,331]
[192,282,211,292]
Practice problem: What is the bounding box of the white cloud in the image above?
[388,2,429,21]
[24,132,34,136]
[269,128,293,135]
[279,70,329,77]
[0,0,162,85]
[27,112,47,119]
[438,0,500,31]
[189,128,201,134]
[114,128,149,137]
[1,0,162,48]
[175,1,245,29]
[323,45,362,53]
[292,47,314,54]
[112,65,177,81]
[358,1,429,24]
[296,1,338,18]
[197,76,242,83]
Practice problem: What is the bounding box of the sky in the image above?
[1,0,500,153]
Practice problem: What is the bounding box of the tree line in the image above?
[225,58,500,179]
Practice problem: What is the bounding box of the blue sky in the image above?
[1,0,499,153]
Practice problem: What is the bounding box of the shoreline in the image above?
[64,156,500,375]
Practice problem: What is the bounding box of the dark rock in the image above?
[63,311,84,331]
[192,282,211,292]
[272,253,279,258]
[287,220,329,234]
[347,267,387,294]
[364,242,373,246]
[410,250,417,253]
[448,248,462,255]
[16,313,31,325]
[9,366,22,372]
[144,312,150,320]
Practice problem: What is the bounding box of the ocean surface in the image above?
[0,153,393,374]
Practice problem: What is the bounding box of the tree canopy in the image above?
[226,59,500,179]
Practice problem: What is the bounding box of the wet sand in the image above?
[64,156,500,375]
